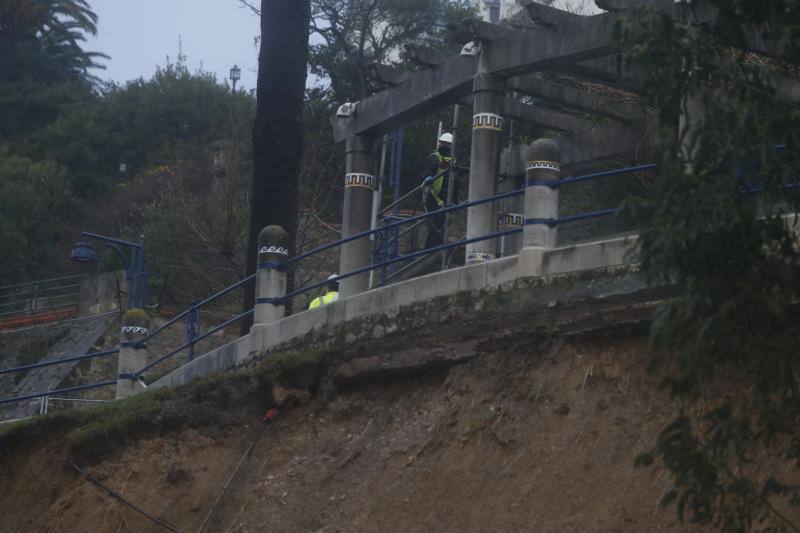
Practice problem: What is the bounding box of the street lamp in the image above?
[229,64,241,92]
[70,232,147,309]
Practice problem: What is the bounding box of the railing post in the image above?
[497,213,524,256]
[465,72,506,264]
[254,225,289,325]
[524,138,561,249]
[116,308,150,400]
[186,300,199,362]
[340,135,377,298]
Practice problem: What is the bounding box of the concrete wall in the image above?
[152,335,251,390]
[79,271,123,315]
[153,235,639,390]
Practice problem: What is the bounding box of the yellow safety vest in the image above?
[430,151,452,206]
[308,291,339,309]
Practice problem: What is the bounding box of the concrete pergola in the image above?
[330,0,787,299]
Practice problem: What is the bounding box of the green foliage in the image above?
[309,0,477,101]
[65,391,169,459]
[618,2,800,530]
[0,0,107,84]
[102,62,255,177]
[0,149,74,281]
[0,54,255,286]
[139,138,253,300]
[0,388,172,461]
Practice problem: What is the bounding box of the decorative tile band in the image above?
[258,245,289,256]
[466,251,495,264]
[345,173,376,190]
[473,112,504,131]
[497,213,524,227]
[121,326,149,335]
[526,160,561,172]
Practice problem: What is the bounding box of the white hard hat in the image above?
[439,132,454,144]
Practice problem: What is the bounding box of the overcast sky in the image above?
[84,0,600,90]
[87,0,262,90]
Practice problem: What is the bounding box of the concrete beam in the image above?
[448,18,515,43]
[563,57,641,92]
[508,76,644,122]
[500,122,656,175]
[367,63,412,86]
[483,12,619,78]
[503,98,594,133]
[594,0,673,11]
[457,94,596,134]
[404,44,445,67]
[517,3,641,89]
[522,1,583,28]
[332,13,621,142]
[558,122,656,168]
[330,54,478,142]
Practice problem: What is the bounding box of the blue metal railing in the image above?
[134,309,253,378]
[0,381,116,406]
[0,274,89,321]
[0,162,659,407]
[0,348,120,376]
[10,152,800,408]
[116,153,800,382]
[540,163,658,189]
[9,150,800,408]
[123,186,537,384]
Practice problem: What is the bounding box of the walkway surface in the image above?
[0,314,116,421]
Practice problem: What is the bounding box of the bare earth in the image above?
[1,332,712,532]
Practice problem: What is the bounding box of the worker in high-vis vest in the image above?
[308,274,339,309]
[421,132,453,249]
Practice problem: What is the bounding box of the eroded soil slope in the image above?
[1,330,708,532]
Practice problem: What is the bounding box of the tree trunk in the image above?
[242,0,311,329]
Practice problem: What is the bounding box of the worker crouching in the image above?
[308,274,339,309]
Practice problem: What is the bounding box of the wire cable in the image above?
[71,461,181,533]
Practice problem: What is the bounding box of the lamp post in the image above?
[70,232,147,309]
[229,64,241,92]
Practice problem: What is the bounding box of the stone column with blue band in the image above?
[524,139,561,249]
[466,73,506,264]
[255,225,288,324]
[340,135,377,298]
[116,308,150,400]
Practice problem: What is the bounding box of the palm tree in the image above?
[0,0,107,84]
[242,0,311,322]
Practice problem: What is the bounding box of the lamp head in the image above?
[70,240,97,263]
[229,64,241,82]
[336,102,358,118]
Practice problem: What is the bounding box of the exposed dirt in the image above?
[0,327,733,533]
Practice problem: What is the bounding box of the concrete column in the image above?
[524,138,561,249]
[340,135,377,298]
[466,73,506,264]
[254,225,288,325]
[116,308,150,400]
